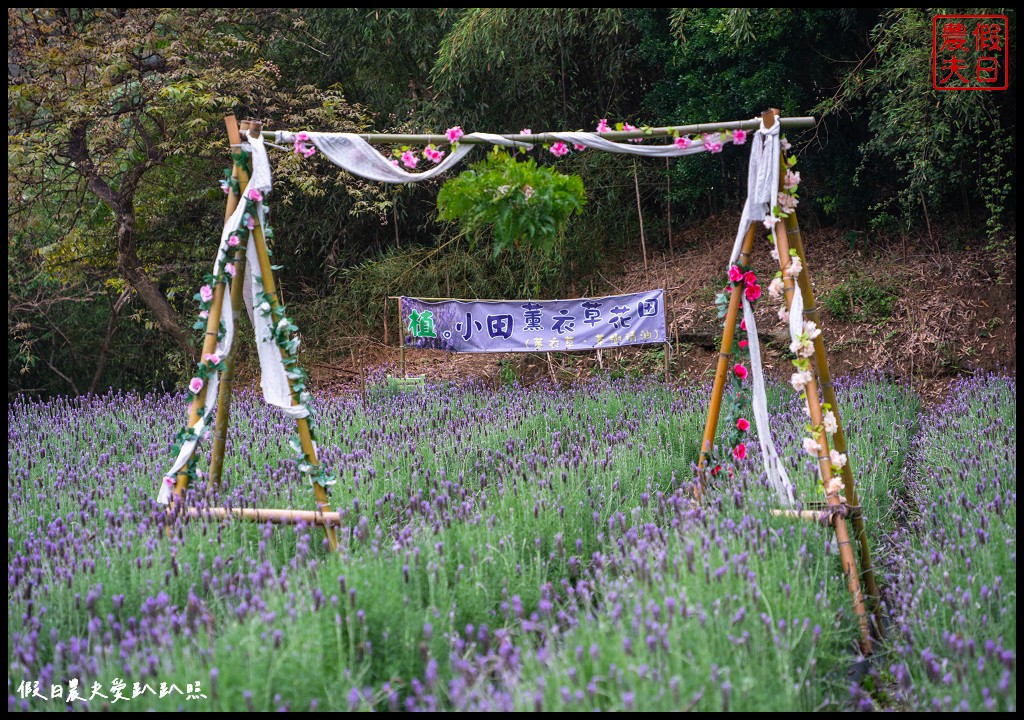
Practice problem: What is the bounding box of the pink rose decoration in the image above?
[674,136,690,149]
[736,418,750,432]
[739,319,746,331]
[738,339,748,349]
[199,310,209,319]
[549,142,569,157]
[596,119,610,133]
[445,125,464,143]
[204,353,220,365]
[199,285,213,303]
[247,188,262,202]
[733,443,747,460]
[401,151,418,169]
[728,265,743,283]
[732,129,747,145]
[573,143,587,151]
[734,363,748,379]
[189,377,204,394]
[744,271,757,287]
[225,263,235,277]
[744,284,762,301]
[228,235,240,247]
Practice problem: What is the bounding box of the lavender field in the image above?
[7,374,1015,711]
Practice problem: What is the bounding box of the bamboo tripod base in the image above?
[180,506,343,526]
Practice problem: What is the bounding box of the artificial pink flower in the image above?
[225,263,235,278]
[248,188,263,202]
[163,475,175,486]
[520,128,532,135]
[549,142,569,157]
[736,418,750,432]
[293,132,316,157]
[745,284,762,301]
[390,159,400,167]
[728,265,743,283]
[781,137,792,152]
[401,150,418,169]
[219,180,230,194]
[739,339,748,349]
[763,214,780,231]
[445,125,464,143]
[423,146,445,163]
[674,136,690,149]
[596,118,610,133]
[189,377,204,394]
[744,270,757,287]
[733,443,747,460]
[734,363,748,380]
[573,143,587,151]
[199,285,214,303]
[784,170,801,190]
[732,129,747,145]
[740,319,746,331]
[228,235,240,247]
[204,353,221,365]
[622,123,643,143]
[778,192,799,214]
[703,133,723,153]
[199,310,209,319]
[245,215,255,230]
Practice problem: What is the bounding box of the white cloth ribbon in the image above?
[726,118,794,508]
[275,129,738,184]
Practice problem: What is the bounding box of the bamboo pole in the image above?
[633,159,648,271]
[696,222,757,497]
[183,506,343,526]
[398,296,406,377]
[242,120,338,552]
[782,204,883,637]
[666,158,674,258]
[774,205,872,655]
[336,116,816,146]
[663,274,671,383]
[209,116,250,488]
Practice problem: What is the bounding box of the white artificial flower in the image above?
[802,437,822,456]
[824,411,838,434]
[790,369,813,392]
[802,321,822,340]
[778,306,789,323]
[829,449,847,469]
[768,277,784,300]
[785,257,803,278]
[826,477,844,495]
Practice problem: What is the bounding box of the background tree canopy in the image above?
[7,7,1016,398]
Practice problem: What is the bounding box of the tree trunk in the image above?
[88,289,131,395]
[116,214,196,361]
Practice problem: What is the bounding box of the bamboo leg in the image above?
[399,297,406,378]
[783,208,883,638]
[209,116,249,488]
[696,223,757,497]
[775,218,872,655]
[238,121,338,551]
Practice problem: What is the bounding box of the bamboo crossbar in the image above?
[332,116,816,146]
[182,506,343,526]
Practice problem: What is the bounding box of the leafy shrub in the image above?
[822,277,897,323]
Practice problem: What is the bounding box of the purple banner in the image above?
[401,291,667,353]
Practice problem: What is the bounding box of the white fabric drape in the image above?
[727,118,795,508]
[275,130,733,184]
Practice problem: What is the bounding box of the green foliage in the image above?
[815,8,1017,239]
[436,149,587,259]
[430,9,643,130]
[822,277,898,323]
